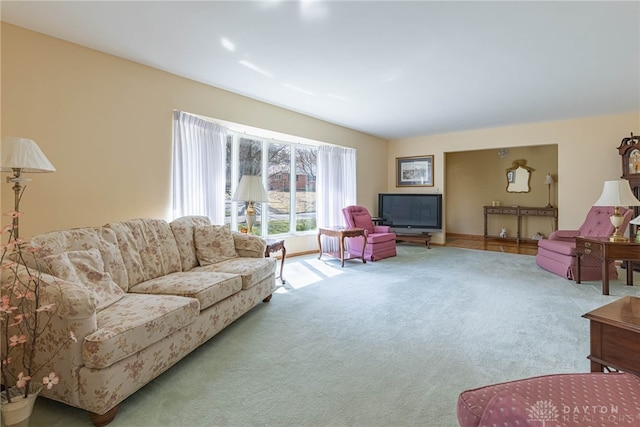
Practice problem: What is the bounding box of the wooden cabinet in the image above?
[484,206,558,243]
[617,133,640,269]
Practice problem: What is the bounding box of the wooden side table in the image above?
[264,238,286,284]
[575,236,640,295]
[582,296,640,376]
[317,227,366,267]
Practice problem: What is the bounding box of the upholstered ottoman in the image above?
[457,372,640,427]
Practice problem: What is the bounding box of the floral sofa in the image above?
[14,216,276,425]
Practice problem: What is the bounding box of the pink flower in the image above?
[16,372,31,388]
[0,295,16,313]
[42,372,59,389]
[9,313,24,326]
[2,211,22,218]
[9,334,27,347]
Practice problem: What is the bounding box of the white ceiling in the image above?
[2,1,639,140]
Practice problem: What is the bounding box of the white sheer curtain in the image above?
[317,145,357,251]
[172,111,227,224]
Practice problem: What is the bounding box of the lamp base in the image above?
[609,234,629,242]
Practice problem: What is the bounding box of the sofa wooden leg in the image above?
[263,294,273,302]
[89,405,120,426]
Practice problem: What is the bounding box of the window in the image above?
[225,132,317,236]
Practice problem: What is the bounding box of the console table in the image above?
[483,206,557,243]
[582,296,640,376]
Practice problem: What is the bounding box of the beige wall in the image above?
[3,23,639,254]
[1,24,387,254]
[446,145,558,238]
[390,112,640,245]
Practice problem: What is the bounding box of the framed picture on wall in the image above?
[396,155,434,187]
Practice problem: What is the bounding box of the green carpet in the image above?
[31,246,639,427]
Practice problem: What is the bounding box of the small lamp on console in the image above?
[544,173,554,208]
[232,175,269,234]
[593,179,640,242]
[1,136,56,239]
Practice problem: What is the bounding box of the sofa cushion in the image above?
[42,248,125,311]
[194,224,238,265]
[105,219,182,288]
[232,232,267,258]
[83,294,199,369]
[23,227,129,291]
[128,271,242,311]
[194,257,275,289]
[170,215,211,271]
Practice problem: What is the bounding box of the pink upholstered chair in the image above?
[341,205,397,261]
[536,206,633,280]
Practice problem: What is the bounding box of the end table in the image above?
[264,238,286,284]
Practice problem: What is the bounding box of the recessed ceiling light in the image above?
[238,60,274,78]
[221,38,235,52]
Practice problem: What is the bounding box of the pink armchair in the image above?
[342,205,397,261]
[536,206,633,280]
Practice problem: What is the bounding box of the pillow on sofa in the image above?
[353,211,374,233]
[194,224,239,265]
[42,248,125,311]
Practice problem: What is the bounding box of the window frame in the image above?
[226,131,318,237]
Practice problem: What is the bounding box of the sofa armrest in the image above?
[232,232,267,258]
[548,230,579,241]
[373,225,392,233]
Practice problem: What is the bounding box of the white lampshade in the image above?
[593,179,640,207]
[544,173,554,185]
[630,215,640,226]
[232,175,268,203]
[1,136,56,173]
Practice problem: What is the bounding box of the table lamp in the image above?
[544,173,554,208]
[232,175,268,234]
[593,179,640,242]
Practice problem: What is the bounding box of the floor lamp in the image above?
[593,179,640,242]
[1,137,56,240]
[232,175,268,235]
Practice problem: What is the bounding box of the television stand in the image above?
[395,232,431,249]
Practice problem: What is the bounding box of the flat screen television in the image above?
[378,193,442,233]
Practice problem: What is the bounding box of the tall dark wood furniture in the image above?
[618,133,640,233]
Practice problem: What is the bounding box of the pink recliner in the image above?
[342,205,397,261]
[536,206,633,280]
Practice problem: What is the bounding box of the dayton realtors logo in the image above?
[526,400,639,426]
[526,400,559,426]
